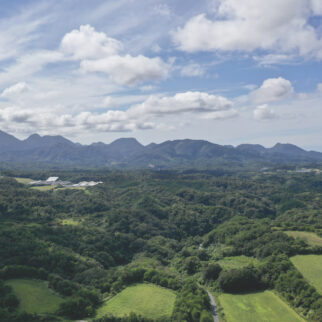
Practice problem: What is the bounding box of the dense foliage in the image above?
[0,168,322,320]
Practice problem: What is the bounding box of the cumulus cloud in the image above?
[129,91,233,116]
[181,63,205,77]
[61,24,123,60]
[253,104,277,120]
[172,0,322,59]
[250,77,294,104]
[0,91,235,134]
[1,82,29,97]
[80,54,169,86]
[60,25,169,86]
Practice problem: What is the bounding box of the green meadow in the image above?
[96,283,176,319]
[219,291,304,322]
[6,279,65,314]
[14,177,33,184]
[291,255,322,293]
[285,231,322,247]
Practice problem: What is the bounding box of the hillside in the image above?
[1,170,322,321]
[0,130,322,169]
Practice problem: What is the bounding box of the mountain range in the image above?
[0,130,322,169]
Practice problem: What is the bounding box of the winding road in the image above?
[207,290,219,322]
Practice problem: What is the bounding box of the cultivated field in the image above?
[285,231,322,247]
[96,283,176,319]
[291,255,322,293]
[6,279,65,314]
[219,290,304,322]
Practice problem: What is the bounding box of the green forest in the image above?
[0,167,322,321]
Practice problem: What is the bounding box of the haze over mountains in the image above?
[0,130,322,169]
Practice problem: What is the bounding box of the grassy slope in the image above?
[6,279,65,314]
[219,291,304,322]
[96,283,176,319]
[285,231,322,247]
[217,256,259,269]
[291,255,322,294]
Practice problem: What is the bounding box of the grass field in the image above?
[219,291,304,322]
[291,255,322,294]
[285,231,322,247]
[14,177,33,184]
[60,218,80,226]
[6,279,65,314]
[31,185,55,191]
[217,256,259,269]
[96,283,176,319]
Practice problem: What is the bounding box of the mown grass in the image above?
[285,231,322,247]
[219,291,305,322]
[6,279,65,314]
[217,256,259,269]
[291,255,322,294]
[96,283,176,319]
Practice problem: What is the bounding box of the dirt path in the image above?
[207,290,219,322]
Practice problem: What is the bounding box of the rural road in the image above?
[207,290,219,322]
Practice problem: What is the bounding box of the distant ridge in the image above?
[0,130,321,169]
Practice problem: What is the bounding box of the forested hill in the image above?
[1,130,322,169]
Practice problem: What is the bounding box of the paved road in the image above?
[207,290,219,322]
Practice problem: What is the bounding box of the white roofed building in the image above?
[46,177,59,182]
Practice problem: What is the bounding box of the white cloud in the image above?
[311,0,322,15]
[80,54,169,86]
[317,83,322,92]
[153,4,171,17]
[60,25,170,86]
[0,50,65,88]
[61,24,123,60]
[0,91,235,134]
[129,91,233,116]
[201,109,238,120]
[250,77,294,104]
[254,104,277,120]
[243,84,257,91]
[181,63,205,77]
[253,54,297,66]
[103,94,148,109]
[1,82,29,97]
[140,85,157,92]
[172,0,322,59]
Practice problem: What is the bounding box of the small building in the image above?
[46,177,59,182]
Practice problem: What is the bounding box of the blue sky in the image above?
[0,0,322,150]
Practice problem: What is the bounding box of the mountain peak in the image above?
[110,137,143,146]
[271,143,305,153]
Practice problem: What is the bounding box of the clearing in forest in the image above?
[6,279,65,314]
[219,290,304,322]
[285,231,322,247]
[96,283,176,319]
[217,256,259,269]
[291,255,322,293]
